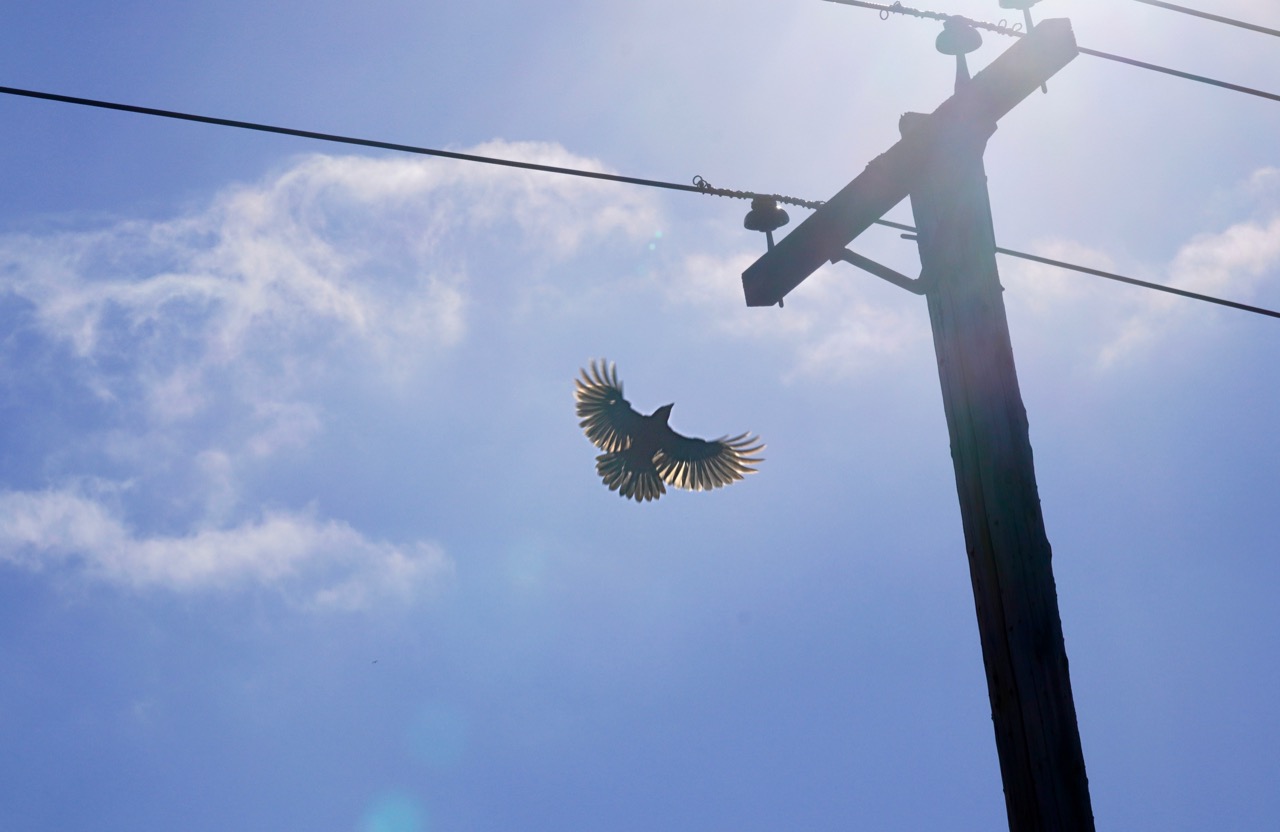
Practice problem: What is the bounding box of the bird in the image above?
[575,359,764,502]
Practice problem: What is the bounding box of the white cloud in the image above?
[245,401,323,458]
[1168,215,1280,300]
[0,488,451,610]
[663,250,925,379]
[1003,208,1280,370]
[0,141,656,607]
[1,142,658,426]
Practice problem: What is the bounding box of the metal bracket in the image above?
[831,248,930,295]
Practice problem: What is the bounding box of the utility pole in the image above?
[908,105,1094,830]
[740,19,1093,831]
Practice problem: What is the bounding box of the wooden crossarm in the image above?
[740,18,1078,307]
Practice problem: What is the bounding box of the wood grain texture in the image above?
[907,110,1095,832]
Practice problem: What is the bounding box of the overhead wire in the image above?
[0,84,1276,320]
[1075,46,1280,103]
[993,246,1280,320]
[880,218,1280,319]
[822,0,1280,104]
[0,85,723,199]
[1127,0,1280,39]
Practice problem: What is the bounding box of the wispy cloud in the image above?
[1168,214,1280,300]
[662,250,925,379]
[0,488,449,610]
[0,142,656,607]
[2,142,659,412]
[1003,176,1280,370]
[1093,215,1280,366]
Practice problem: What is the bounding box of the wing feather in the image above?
[654,430,765,492]
[575,359,645,452]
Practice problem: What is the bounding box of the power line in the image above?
[1128,0,1280,39]
[823,0,1280,104]
[994,246,1280,320]
[888,222,1280,319]
[0,84,725,198]
[823,0,1018,33]
[1,83,1276,321]
[1077,46,1280,103]
[0,85,832,214]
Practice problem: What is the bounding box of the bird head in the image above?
[652,403,675,424]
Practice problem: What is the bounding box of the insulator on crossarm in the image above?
[743,196,790,251]
[936,17,983,91]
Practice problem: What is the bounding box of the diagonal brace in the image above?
[831,248,930,295]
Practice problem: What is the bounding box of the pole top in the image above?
[740,18,1077,308]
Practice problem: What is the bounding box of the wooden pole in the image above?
[905,109,1095,831]
[736,20,1090,826]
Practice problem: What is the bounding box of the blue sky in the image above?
[1,1,1278,829]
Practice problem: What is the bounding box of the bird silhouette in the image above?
[575,359,764,502]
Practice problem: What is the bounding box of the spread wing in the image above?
[655,430,764,492]
[575,359,645,452]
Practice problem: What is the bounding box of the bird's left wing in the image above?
[575,359,645,452]
[655,431,764,492]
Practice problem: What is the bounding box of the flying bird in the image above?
[575,359,764,502]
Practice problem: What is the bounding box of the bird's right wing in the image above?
[655,431,764,492]
[575,359,645,452]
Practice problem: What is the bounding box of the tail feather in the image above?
[596,452,666,502]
